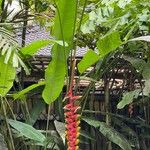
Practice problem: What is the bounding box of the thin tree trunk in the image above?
[22,0,29,47]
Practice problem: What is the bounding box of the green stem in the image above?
[69,0,87,91]
[104,79,112,150]
[4,97,16,120]
[44,105,52,150]
[24,100,31,124]
[1,97,15,150]
[73,0,87,58]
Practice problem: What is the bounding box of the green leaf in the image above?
[20,39,67,56]
[113,117,138,137]
[17,56,30,75]
[12,81,45,100]
[123,56,146,72]
[20,40,51,56]
[27,100,45,126]
[42,0,77,104]
[52,0,77,43]
[12,52,19,68]
[82,117,132,150]
[80,76,99,83]
[117,90,140,109]
[1,43,9,54]
[0,133,7,150]
[0,0,2,13]
[80,130,95,141]
[8,119,46,143]
[1,42,8,55]
[54,120,66,144]
[77,49,100,74]
[0,55,16,97]
[42,46,66,104]
[113,117,140,149]
[4,46,12,64]
[97,31,122,57]
[142,63,150,80]
[82,117,100,128]
[123,55,150,95]
[129,36,150,42]
[143,79,150,96]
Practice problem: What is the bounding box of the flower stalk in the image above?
[64,87,81,150]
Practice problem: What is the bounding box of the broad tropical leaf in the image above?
[42,0,77,104]
[124,56,150,96]
[123,56,146,72]
[97,31,122,56]
[20,39,68,56]
[54,120,66,144]
[129,36,150,42]
[77,49,100,74]
[42,45,67,104]
[117,90,140,109]
[113,118,140,149]
[12,81,45,100]
[80,130,95,141]
[78,32,122,74]
[82,117,132,150]
[0,56,16,97]
[8,119,46,143]
[27,100,46,126]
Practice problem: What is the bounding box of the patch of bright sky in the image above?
[7,0,21,17]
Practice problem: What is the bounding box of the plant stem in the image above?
[22,0,29,47]
[44,105,52,150]
[73,0,87,58]
[70,0,87,90]
[104,79,112,150]
[4,97,16,120]
[1,97,15,150]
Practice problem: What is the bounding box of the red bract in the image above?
[64,89,81,150]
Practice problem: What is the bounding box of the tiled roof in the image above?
[17,25,87,57]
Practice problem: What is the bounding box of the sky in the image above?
[7,0,21,17]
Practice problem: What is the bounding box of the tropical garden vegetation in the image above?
[0,0,150,150]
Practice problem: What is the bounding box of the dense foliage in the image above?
[0,0,150,150]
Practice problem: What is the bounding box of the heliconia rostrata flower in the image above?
[64,89,81,150]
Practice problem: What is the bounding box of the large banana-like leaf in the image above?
[0,55,16,97]
[42,0,77,104]
[117,90,140,109]
[78,31,122,74]
[8,119,46,143]
[12,81,45,100]
[82,117,132,150]
[20,39,68,56]
[77,49,100,74]
[96,31,122,56]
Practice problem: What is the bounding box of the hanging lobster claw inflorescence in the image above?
[64,89,81,150]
